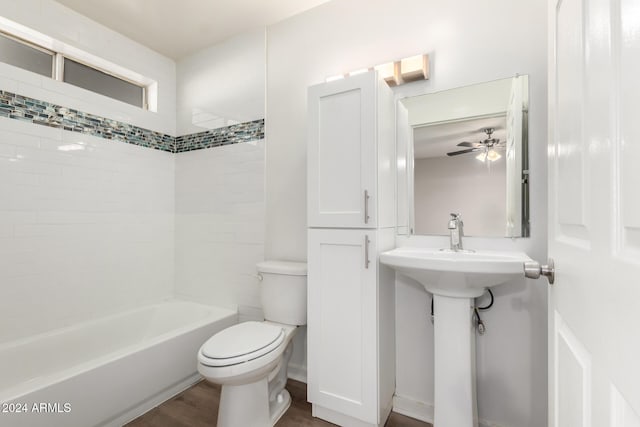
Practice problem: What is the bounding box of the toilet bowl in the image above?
[197,260,307,427]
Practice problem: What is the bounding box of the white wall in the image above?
[174,33,267,319]
[176,29,265,135]
[0,0,176,135]
[173,34,312,380]
[0,117,175,343]
[266,1,547,426]
[414,155,507,236]
[174,141,265,315]
[172,140,310,380]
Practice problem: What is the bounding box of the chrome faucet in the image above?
[448,213,464,251]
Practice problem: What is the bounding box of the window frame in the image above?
[0,29,149,110]
[0,29,56,77]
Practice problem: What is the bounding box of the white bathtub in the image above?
[0,299,237,427]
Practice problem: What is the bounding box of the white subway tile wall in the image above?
[175,141,265,314]
[0,75,265,344]
[0,0,267,348]
[0,116,175,342]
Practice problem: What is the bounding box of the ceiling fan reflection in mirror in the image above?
[446,127,505,162]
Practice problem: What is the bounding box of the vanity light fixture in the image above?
[324,54,430,86]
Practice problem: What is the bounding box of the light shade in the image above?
[486,150,502,161]
[374,62,399,86]
[476,149,502,162]
[400,54,430,83]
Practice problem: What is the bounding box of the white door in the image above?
[307,228,378,423]
[307,72,377,228]
[549,0,640,425]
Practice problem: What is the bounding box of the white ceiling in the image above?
[413,116,506,159]
[55,0,331,59]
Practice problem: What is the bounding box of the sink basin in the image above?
[380,247,531,298]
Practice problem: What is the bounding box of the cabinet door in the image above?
[308,72,377,228]
[307,228,378,423]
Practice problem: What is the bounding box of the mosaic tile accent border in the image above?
[175,119,264,153]
[0,90,264,153]
[0,90,176,152]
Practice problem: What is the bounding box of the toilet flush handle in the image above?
[255,273,263,282]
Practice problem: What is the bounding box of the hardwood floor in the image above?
[126,379,431,427]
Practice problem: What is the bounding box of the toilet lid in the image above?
[200,322,285,367]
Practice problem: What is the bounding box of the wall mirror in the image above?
[397,75,530,237]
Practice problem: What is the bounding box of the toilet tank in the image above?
[257,261,307,326]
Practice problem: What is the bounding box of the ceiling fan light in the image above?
[486,149,501,162]
[475,152,487,162]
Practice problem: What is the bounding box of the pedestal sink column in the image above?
[433,295,478,427]
[379,247,531,427]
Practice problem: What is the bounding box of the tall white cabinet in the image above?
[307,71,396,427]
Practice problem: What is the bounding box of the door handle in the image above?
[364,235,370,269]
[364,190,370,224]
[524,258,555,285]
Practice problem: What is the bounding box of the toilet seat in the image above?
[199,321,285,367]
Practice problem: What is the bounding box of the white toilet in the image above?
[197,260,307,427]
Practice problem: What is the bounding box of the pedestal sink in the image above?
[380,247,531,427]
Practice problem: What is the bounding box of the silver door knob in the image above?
[524,258,555,285]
